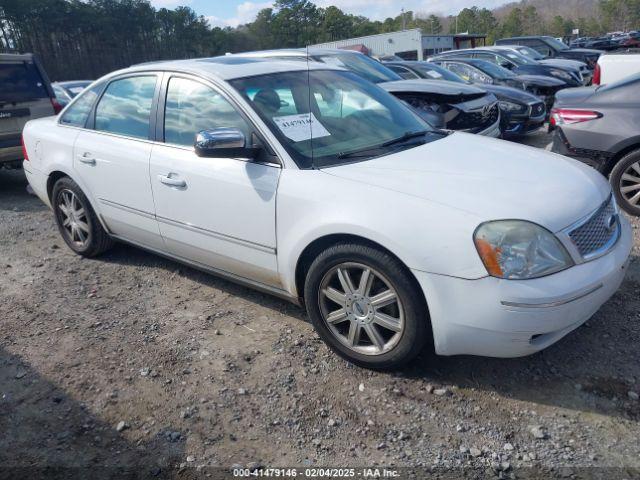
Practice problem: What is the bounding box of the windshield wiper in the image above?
[337,130,430,160]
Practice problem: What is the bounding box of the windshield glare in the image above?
[231,70,435,168]
[515,46,545,60]
[312,53,401,84]
[475,60,516,79]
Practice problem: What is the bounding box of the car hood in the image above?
[554,86,598,106]
[480,84,541,103]
[321,133,610,233]
[380,79,487,97]
[539,59,586,70]
[515,74,566,87]
[569,48,605,54]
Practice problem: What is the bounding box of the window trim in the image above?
[85,72,162,142]
[155,72,282,167]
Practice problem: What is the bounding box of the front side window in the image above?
[231,70,439,169]
[95,76,156,139]
[60,83,102,127]
[164,77,250,147]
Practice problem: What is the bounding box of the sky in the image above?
[149,0,511,28]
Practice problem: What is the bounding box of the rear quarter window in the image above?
[60,84,102,127]
[0,61,49,103]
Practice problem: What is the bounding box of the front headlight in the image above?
[474,220,574,279]
[498,100,526,113]
[549,69,572,80]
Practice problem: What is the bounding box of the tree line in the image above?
[0,0,637,81]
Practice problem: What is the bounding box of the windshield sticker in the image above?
[426,71,443,79]
[273,113,331,142]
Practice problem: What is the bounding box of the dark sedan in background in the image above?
[429,58,564,113]
[550,73,640,215]
[385,61,546,136]
[429,47,583,87]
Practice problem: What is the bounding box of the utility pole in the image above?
[455,15,458,34]
[401,8,406,30]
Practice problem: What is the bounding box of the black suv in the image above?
[1,53,61,167]
[495,36,603,68]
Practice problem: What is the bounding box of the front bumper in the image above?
[502,111,546,136]
[412,215,632,358]
[474,117,502,138]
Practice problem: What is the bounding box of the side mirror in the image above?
[194,128,259,159]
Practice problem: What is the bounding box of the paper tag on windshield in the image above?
[273,113,331,142]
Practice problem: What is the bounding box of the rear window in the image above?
[0,62,49,103]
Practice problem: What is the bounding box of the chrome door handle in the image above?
[158,174,186,188]
[78,152,96,165]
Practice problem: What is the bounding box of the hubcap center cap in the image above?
[347,295,373,323]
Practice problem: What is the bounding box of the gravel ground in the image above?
[1,129,639,479]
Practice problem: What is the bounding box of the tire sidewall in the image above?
[611,151,640,216]
[304,244,429,369]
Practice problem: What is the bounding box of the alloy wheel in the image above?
[57,189,91,248]
[620,161,640,207]
[318,262,404,356]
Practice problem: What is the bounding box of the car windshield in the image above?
[514,46,545,60]
[544,37,570,51]
[311,52,401,84]
[473,60,516,79]
[413,63,467,83]
[231,69,439,169]
[498,50,538,65]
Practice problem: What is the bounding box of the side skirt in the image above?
[109,234,302,307]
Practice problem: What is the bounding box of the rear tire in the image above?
[304,243,430,369]
[52,177,113,257]
[610,149,640,216]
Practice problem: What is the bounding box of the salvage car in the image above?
[429,47,583,87]
[385,61,546,136]
[22,57,632,368]
[550,72,640,215]
[1,53,61,168]
[495,36,603,68]
[491,45,592,85]
[430,58,564,113]
[234,49,501,136]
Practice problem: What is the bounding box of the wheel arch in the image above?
[293,233,429,318]
[602,139,640,176]
[46,169,111,234]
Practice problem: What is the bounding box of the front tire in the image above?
[52,177,113,257]
[304,243,430,369]
[610,149,640,216]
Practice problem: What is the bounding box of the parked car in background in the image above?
[593,51,640,85]
[583,36,624,51]
[52,80,92,107]
[550,73,640,215]
[429,58,564,112]
[234,49,501,137]
[496,36,603,68]
[0,53,61,168]
[491,45,592,85]
[22,57,632,368]
[428,47,583,87]
[385,61,546,136]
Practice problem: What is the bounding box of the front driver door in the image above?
[149,75,281,287]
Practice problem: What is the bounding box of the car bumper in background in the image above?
[502,112,546,137]
[550,128,613,172]
[0,146,22,164]
[475,118,502,138]
[412,215,632,358]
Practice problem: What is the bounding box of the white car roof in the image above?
[122,56,343,81]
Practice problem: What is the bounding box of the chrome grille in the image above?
[568,196,619,259]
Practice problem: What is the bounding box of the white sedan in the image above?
[22,57,632,368]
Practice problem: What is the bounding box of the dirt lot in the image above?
[1,130,639,479]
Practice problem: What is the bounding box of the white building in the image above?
[310,29,487,60]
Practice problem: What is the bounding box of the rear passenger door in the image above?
[72,73,164,249]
